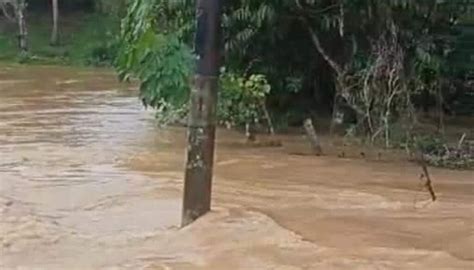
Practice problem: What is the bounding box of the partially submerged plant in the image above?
[218,71,272,140]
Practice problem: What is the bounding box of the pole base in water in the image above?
[181,76,218,227]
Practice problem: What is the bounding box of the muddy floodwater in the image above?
[0,65,473,270]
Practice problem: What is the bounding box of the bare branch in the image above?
[0,0,15,22]
[418,152,437,202]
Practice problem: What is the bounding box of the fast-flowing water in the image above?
[1,65,473,269]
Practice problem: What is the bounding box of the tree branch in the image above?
[418,152,437,202]
[294,0,343,75]
[0,1,15,22]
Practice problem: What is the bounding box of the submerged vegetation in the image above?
[0,0,473,169]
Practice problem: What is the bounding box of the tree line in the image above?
[117,1,473,136]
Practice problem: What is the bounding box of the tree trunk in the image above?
[436,86,444,133]
[15,0,27,53]
[262,102,275,136]
[329,76,346,135]
[295,5,348,137]
[50,0,59,46]
[245,122,256,142]
[303,118,323,155]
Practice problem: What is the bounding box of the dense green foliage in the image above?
[114,0,472,134]
[219,72,271,128]
[114,0,274,127]
[116,0,193,110]
[0,0,121,65]
[113,0,195,124]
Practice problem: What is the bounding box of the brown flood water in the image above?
[0,64,473,270]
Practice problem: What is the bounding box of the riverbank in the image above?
[0,13,118,66]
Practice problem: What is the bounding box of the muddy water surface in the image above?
[1,65,473,269]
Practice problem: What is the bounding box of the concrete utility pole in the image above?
[182,0,223,227]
